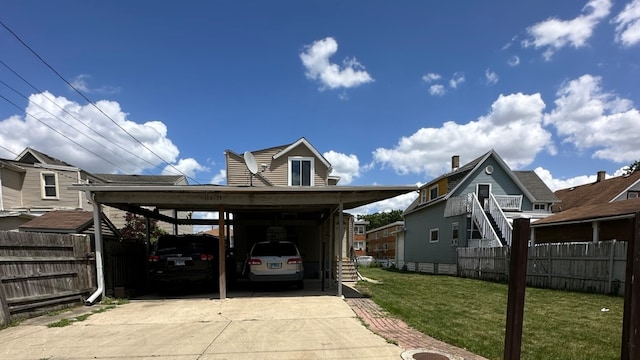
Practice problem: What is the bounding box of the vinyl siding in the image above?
[404,202,462,264]
[0,167,24,209]
[19,167,81,209]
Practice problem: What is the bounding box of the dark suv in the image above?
[148,234,236,290]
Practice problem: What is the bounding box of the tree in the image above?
[120,212,167,242]
[357,210,404,231]
[624,160,639,175]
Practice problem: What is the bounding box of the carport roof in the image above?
[72,184,418,222]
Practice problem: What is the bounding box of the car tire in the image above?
[296,280,304,290]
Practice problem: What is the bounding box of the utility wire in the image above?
[0,19,200,184]
[0,58,164,173]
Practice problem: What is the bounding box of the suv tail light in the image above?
[287,257,302,264]
[247,258,262,265]
[148,255,159,262]
[200,254,214,261]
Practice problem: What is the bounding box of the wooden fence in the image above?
[457,241,627,296]
[0,231,96,326]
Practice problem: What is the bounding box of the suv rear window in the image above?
[251,242,298,256]
[155,236,215,254]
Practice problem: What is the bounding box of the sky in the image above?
[1,0,639,215]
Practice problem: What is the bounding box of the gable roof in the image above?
[553,171,640,212]
[15,147,75,167]
[19,210,121,237]
[532,198,640,227]
[271,137,331,170]
[405,150,556,214]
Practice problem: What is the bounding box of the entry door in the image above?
[477,184,491,209]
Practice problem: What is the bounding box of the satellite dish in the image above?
[244,151,258,175]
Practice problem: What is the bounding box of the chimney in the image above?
[596,171,606,182]
[452,155,460,171]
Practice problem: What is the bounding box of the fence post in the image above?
[503,218,530,360]
[621,212,640,359]
[0,281,9,326]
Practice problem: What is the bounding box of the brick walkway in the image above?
[344,287,488,360]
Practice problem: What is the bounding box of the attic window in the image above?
[289,157,314,186]
[429,185,438,201]
[41,172,59,199]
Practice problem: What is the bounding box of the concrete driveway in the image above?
[0,281,404,359]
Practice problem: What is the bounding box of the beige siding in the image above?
[1,168,24,209]
[227,143,329,187]
[18,167,81,210]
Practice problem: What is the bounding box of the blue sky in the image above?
[1,0,639,214]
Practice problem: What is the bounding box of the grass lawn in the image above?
[356,267,623,360]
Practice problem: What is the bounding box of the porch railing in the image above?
[491,195,522,211]
[487,193,513,246]
[469,193,503,248]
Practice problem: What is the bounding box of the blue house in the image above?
[402,150,558,274]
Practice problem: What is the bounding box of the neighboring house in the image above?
[402,150,558,273]
[366,221,403,262]
[532,170,640,243]
[225,137,338,187]
[0,148,93,230]
[352,219,368,257]
[0,147,192,235]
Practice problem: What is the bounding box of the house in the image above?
[366,220,403,264]
[0,148,93,230]
[402,150,558,273]
[352,219,368,257]
[532,170,640,243]
[225,137,338,187]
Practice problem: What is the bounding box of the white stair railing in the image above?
[488,193,513,246]
[469,193,503,247]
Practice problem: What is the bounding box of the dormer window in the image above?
[429,185,439,201]
[289,157,314,186]
[420,189,427,204]
[533,203,547,211]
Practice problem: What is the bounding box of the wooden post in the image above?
[503,218,530,360]
[621,212,639,359]
[218,206,227,300]
[0,280,10,326]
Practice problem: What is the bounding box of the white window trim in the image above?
[288,156,315,186]
[41,172,59,199]
[420,189,427,204]
[533,203,547,210]
[429,228,439,243]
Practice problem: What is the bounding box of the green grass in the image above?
[356,267,623,360]
[46,297,129,328]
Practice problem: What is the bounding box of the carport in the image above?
[72,184,417,302]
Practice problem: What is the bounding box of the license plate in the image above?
[174,260,185,266]
[267,262,281,269]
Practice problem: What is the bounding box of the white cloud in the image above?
[544,74,640,163]
[162,158,207,179]
[534,167,601,191]
[449,72,465,89]
[429,84,446,96]
[612,0,640,47]
[485,69,499,85]
[507,55,521,67]
[300,37,374,90]
[422,73,442,83]
[373,92,551,178]
[211,169,227,185]
[323,150,360,185]
[70,74,120,94]
[0,91,180,173]
[522,0,612,60]
[349,189,419,216]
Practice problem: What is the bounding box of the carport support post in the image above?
[218,206,227,300]
[621,212,640,359]
[503,217,529,360]
[338,201,343,297]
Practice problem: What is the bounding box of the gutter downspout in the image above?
[85,191,105,305]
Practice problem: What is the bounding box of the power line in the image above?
[0,19,200,184]
[0,58,165,173]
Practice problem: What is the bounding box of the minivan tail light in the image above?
[287,257,302,264]
[148,255,159,262]
[248,258,262,265]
